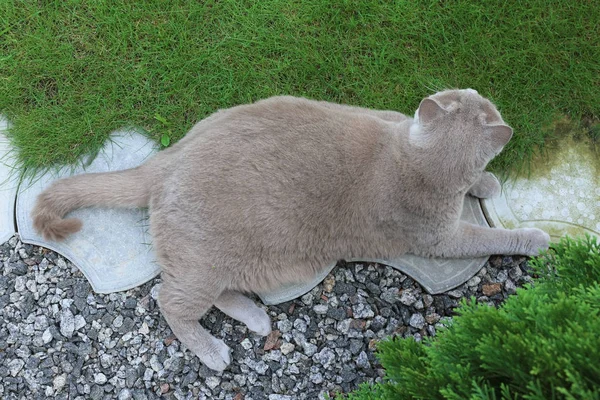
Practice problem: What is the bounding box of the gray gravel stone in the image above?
[277,319,293,333]
[302,342,318,357]
[313,304,328,314]
[352,302,375,319]
[409,313,426,329]
[94,372,107,384]
[205,376,220,390]
[118,388,133,400]
[53,374,67,391]
[314,347,336,368]
[509,266,523,280]
[496,270,508,283]
[310,371,324,384]
[301,293,314,306]
[280,342,295,355]
[447,289,464,299]
[505,279,517,294]
[8,359,24,377]
[269,395,293,400]
[59,309,75,338]
[0,236,534,399]
[467,276,481,287]
[113,315,124,328]
[399,289,417,305]
[380,287,398,303]
[241,338,253,350]
[356,351,371,369]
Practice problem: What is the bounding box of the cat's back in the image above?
[154,96,389,239]
[173,96,387,190]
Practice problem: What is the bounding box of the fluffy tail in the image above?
[32,166,151,241]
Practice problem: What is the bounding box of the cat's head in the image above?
[409,89,512,173]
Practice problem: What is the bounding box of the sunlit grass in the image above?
[1,0,598,174]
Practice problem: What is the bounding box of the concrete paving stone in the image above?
[16,130,161,293]
[483,135,599,241]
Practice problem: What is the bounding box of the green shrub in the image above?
[343,236,600,400]
[530,235,600,294]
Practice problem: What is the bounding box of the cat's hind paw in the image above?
[199,336,231,371]
[246,307,272,337]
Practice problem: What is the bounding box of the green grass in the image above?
[1,0,599,174]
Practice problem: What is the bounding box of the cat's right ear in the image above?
[417,98,447,123]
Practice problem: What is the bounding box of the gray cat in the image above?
[32,89,550,370]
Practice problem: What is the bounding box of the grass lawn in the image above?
[1,0,599,175]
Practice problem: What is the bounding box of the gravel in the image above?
[0,235,535,399]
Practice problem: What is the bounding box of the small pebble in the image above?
[280,342,295,355]
[409,313,426,329]
[482,283,502,296]
[94,373,107,384]
[53,374,67,391]
[399,289,417,306]
[241,338,253,350]
[467,276,481,287]
[59,309,75,338]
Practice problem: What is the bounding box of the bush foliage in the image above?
[344,236,600,400]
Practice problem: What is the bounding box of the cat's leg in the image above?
[468,172,501,198]
[158,278,231,371]
[214,290,272,336]
[418,222,550,258]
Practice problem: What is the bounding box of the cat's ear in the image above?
[486,124,513,150]
[417,98,447,123]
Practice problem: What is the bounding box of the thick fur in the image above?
[32,89,550,370]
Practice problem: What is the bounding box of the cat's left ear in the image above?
[486,124,513,150]
[417,98,447,123]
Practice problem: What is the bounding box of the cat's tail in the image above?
[32,166,151,241]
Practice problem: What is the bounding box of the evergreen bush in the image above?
[343,236,600,400]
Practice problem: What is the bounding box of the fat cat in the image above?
[32,89,550,371]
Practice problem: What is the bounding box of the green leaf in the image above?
[154,113,169,126]
[160,133,170,147]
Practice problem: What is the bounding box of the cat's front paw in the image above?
[468,172,501,199]
[518,228,550,256]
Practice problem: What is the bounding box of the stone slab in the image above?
[0,118,19,244]
[16,131,161,293]
[482,136,600,242]
[258,195,489,305]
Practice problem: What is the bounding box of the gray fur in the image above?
[32,89,550,370]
